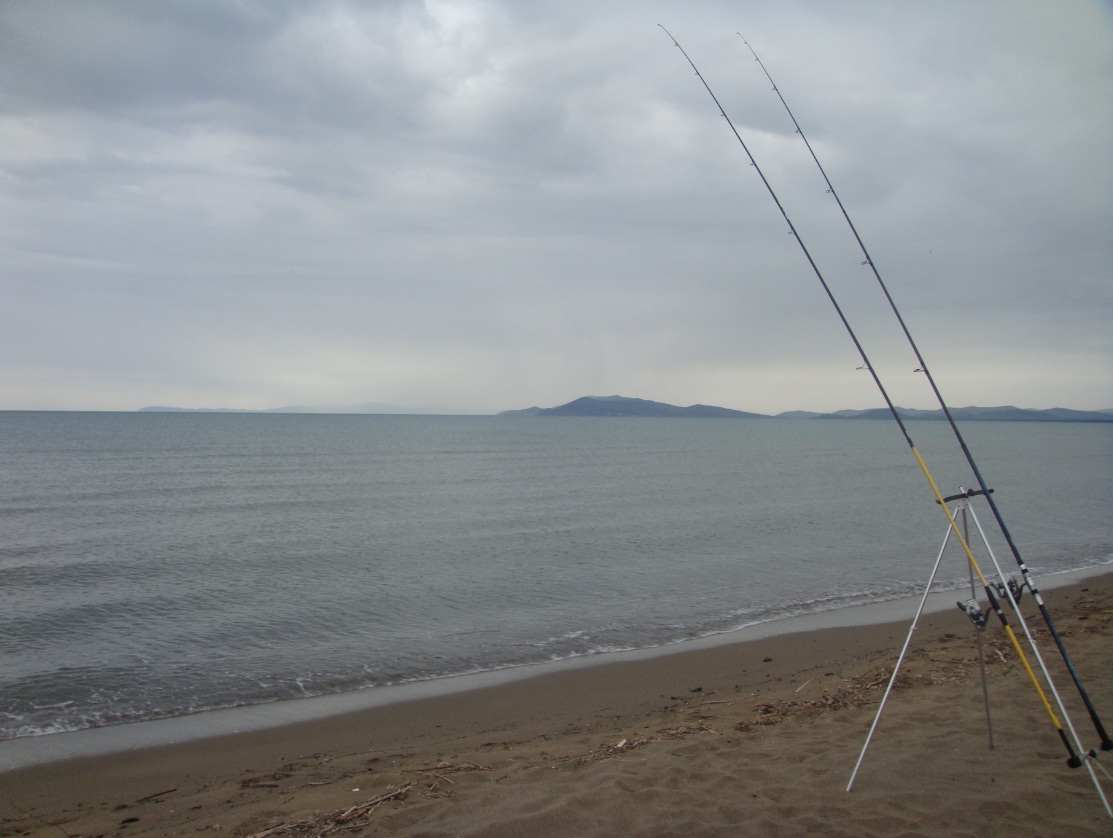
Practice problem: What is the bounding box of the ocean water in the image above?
[1,412,1110,744]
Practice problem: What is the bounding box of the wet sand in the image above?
[2,572,1111,837]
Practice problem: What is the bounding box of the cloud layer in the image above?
[2,1,1110,412]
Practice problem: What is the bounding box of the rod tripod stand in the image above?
[845,488,1112,816]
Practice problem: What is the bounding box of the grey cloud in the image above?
[1,1,1110,413]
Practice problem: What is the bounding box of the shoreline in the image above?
[3,568,1111,836]
[1,562,1108,775]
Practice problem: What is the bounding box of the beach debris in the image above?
[566,723,719,766]
[242,784,412,837]
[736,643,1031,735]
[568,736,652,765]
[404,761,491,795]
[404,760,490,778]
[240,771,290,790]
[658,723,717,739]
[135,787,177,803]
[736,668,911,731]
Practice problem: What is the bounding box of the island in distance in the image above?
[138,395,1113,421]
[499,395,765,418]
[499,395,1113,422]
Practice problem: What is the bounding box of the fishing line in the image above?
[737,33,1113,756]
[657,24,1084,772]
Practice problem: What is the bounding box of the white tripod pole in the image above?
[847,519,953,791]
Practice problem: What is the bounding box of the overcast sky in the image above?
[2,1,1110,414]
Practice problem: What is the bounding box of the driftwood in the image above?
[135,787,177,803]
[568,722,719,766]
[243,784,412,838]
[404,760,490,780]
[403,761,491,795]
[734,667,900,732]
[571,736,653,765]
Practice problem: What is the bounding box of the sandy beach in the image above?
[3,572,1111,837]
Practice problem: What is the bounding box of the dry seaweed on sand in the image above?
[567,722,719,765]
[242,784,412,837]
[403,761,491,796]
[736,668,909,731]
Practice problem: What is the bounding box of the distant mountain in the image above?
[141,398,1113,422]
[499,396,766,418]
[818,406,1113,423]
[500,397,1113,423]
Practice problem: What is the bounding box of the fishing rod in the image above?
[656,23,1088,775]
[737,33,1113,755]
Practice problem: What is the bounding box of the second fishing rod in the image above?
[657,24,1094,776]
[737,33,1112,756]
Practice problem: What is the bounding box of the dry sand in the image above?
[3,573,1111,837]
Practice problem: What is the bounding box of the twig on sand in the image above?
[573,737,653,764]
[405,761,490,778]
[404,762,491,793]
[736,667,901,731]
[658,723,718,739]
[243,784,412,838]
[567,723,719,766]
[135,787,177,803]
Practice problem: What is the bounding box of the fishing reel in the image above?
[956,598,988,629]
[989,572,1025,606]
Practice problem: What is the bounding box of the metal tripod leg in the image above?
[846,517,954,791]
[848,493,996,790]
[848,492,1111,816]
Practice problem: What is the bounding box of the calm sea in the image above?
[1,412,1110,744]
